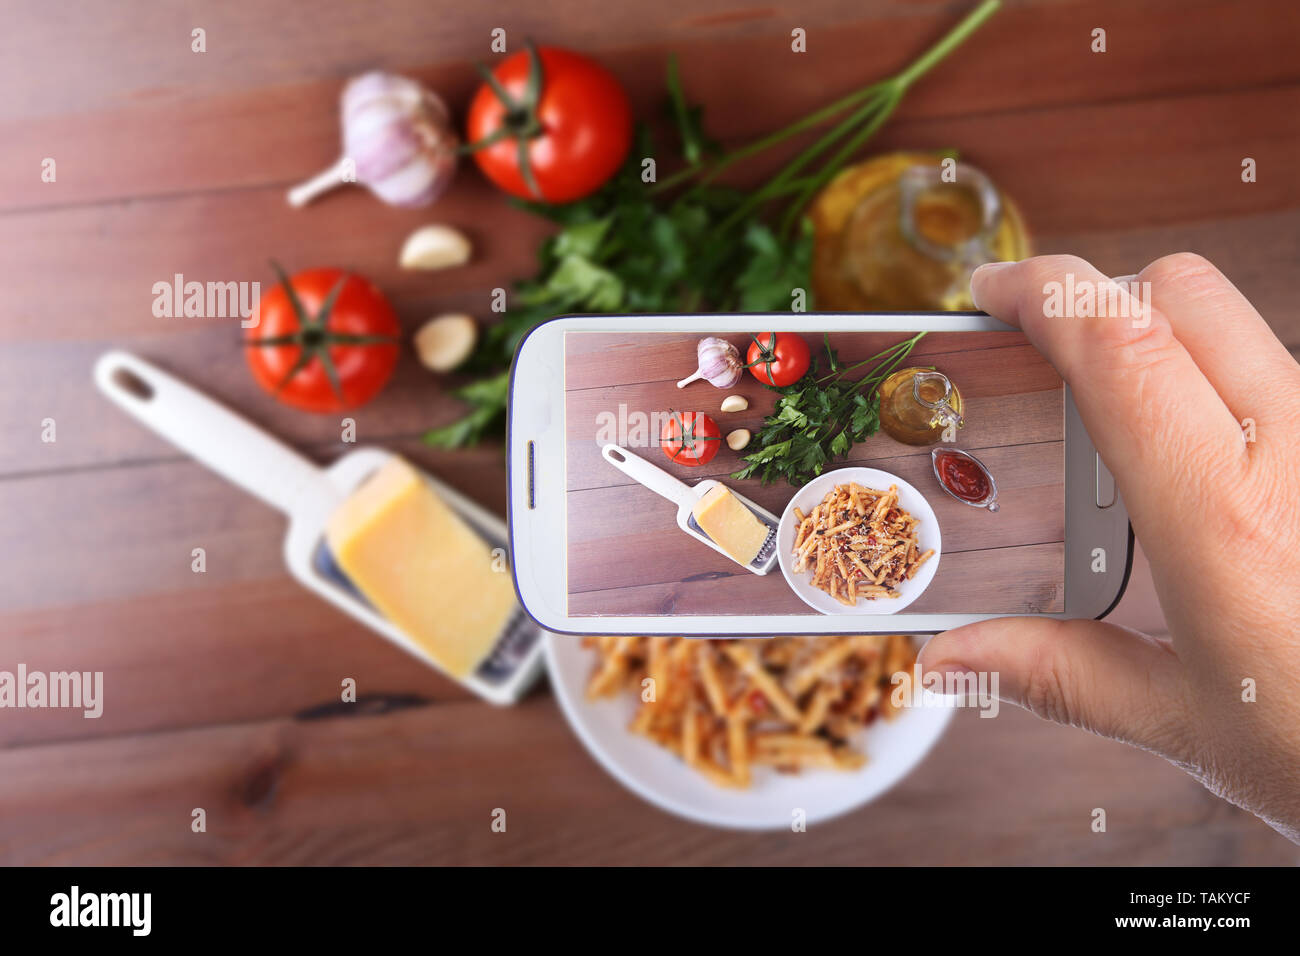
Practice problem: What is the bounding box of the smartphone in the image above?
[507,314,1132,635]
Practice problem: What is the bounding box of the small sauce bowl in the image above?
[931,447,999,512]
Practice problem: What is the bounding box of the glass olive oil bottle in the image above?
[877,367,964,445]
[810,152,1031,312]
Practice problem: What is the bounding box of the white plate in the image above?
[777,467,941,615]
[545,634,954,830]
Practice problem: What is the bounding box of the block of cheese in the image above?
[326,458,515,678]
[691,484,769,567]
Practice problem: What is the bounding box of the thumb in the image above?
[918,618,1190,756]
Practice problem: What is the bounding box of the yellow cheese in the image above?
[691,484,769,567]
[325,458,514,678]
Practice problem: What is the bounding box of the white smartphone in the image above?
[507,314,1132,635]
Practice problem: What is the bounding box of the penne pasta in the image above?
[791,482,929,604]
[581,635,917,789]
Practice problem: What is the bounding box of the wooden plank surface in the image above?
[1,699,1295,866]
[2,0,1299,865]
[565,331,1064,614]
[3,0,1297,209]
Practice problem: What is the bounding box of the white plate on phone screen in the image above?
[777,467,942,615]
[545,634,954,830]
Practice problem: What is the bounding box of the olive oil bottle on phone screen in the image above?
[878,367,965,445]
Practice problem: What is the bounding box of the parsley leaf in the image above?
[429,1,1002,448]
[424,120,814,448]
[731,333,928,486]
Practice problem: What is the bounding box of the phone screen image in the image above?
[563,329,1064,617]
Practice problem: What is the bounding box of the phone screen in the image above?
[563,329,1064,617]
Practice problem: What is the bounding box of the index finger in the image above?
[970,255,1246,538]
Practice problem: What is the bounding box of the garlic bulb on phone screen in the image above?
[288,72,459,208]
[677,337,743,389]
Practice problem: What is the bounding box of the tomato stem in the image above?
[466,39,548,199]
[743,333,779,384]
[248,263,397,402]
[662,410,720,462]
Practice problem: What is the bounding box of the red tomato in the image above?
[465,45,632,203]
[244,267,400,414]
[746,332,811,387]
[660,412,721,467]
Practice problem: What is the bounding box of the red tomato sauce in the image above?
[935,452,992,504]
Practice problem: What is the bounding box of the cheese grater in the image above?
[600,444,779,574]
[94,350,545,704]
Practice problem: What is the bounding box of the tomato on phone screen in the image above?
[660,411,721,467]
[747,332,811,387]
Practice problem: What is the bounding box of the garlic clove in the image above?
[414,314,478,372]
[400,225,472,270]
[726,428,752,451]
[719,395,749,413]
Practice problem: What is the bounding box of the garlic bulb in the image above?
[677,337,742,389]
[288,72,459,209]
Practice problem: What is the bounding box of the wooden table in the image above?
[2,0,1298,865]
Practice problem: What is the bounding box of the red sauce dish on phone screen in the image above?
[931,448,999,512]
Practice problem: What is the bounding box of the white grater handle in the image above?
[601,444,698,509]
[93,350,329,516]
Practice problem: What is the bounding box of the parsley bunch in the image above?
[423,98,814,448]
[731,332,928,486]
[425,0,1001,448]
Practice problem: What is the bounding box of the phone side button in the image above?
[1095,453,1117,508]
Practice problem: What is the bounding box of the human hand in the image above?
[918,253,1300,842]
